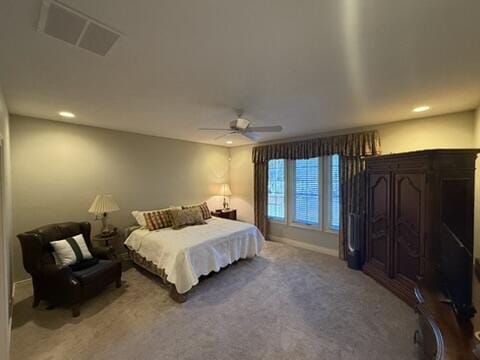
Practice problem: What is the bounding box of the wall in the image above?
[11,115,230,282]
[229,145,254,223]
[0,87,12,360]
[230,110,476,253]
[377,111,474,154]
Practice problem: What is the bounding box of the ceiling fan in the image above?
[199,110,283,141]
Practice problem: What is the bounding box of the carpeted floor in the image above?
[11,242,417,360]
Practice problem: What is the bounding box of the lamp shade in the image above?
[88,194,120,214]
[219,183,232,196]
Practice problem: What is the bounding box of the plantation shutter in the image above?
[267,159,285,220]
[328,154,340,230]
[294,158,319,225]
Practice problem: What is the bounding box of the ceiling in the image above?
[1,0,479,147]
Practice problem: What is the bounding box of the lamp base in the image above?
[223,197,230,210]
[99,213,117,237]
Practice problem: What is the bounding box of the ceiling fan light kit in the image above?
[233,117,249,130]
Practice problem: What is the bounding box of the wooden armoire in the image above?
[363,149,478,307]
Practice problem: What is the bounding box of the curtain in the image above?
[338,157,366,260]
[254,162,269,238]
[252,129,380,257]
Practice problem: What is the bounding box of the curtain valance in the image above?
[252,130,381,163]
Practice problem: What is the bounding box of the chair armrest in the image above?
[91,246,116,261]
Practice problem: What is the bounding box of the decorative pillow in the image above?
[132,209,162,227]
[169,207,206,229]
[50,234,93,267]
[182,202,211,220]
[143,209,173,231]
[51,251,62,266]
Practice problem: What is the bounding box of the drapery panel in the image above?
[338,157,366,260]
[253,162,269,238]
[252,130,380,259]
[252,130,380,163]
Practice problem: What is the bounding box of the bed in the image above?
[124,216,265,302]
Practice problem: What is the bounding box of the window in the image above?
[328,154,340,231]
[267,159,285,221]
[267,155,340,233]
[293,158,320,225]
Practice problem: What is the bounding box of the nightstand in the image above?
[212,209,237,220]
[92,232,122,259]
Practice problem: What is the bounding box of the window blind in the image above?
[328,154,340,231]
[267,159,285,220]
[294,158,319,225]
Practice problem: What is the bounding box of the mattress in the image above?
[124,217,265,293]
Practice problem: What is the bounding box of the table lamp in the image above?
[219,184,232,210]
[88,194,120,236]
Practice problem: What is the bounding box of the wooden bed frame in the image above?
[128,249,187,303]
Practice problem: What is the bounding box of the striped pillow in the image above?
[50,234,93,267]
[182,202,211,220]
[143,209,173,231]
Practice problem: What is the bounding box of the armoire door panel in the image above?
[394,173,425,284]
[367,173,390,274]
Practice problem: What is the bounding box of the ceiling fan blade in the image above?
[214,131,236,140]
[244,125,283,133]
[199,128,232,131]
[241,132,260,141]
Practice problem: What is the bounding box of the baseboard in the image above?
[8,314,12,347]
[12,277,32,300]
[269,235,338,257]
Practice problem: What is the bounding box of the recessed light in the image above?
[59,111,75,118]
[226,140,233,144]
[413,105,430,113]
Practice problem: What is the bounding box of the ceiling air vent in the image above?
[38,0,121,56]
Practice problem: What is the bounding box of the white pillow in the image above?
[51,252,62,266]
[50,234,93,267]
[131,210,148,227]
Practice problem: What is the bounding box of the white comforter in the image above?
[124,217,265,294]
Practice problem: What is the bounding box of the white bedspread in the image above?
[124,217,265,294]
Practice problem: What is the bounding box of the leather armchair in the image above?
[17,222,122,317]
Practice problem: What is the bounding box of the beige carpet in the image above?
[11,242,417,360]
